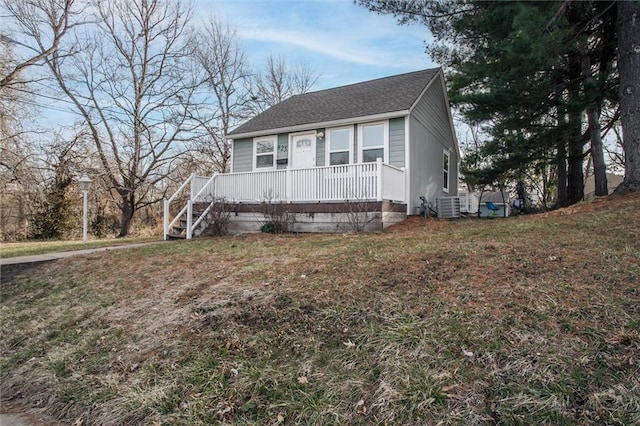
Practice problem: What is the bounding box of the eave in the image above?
[226,110,410,140]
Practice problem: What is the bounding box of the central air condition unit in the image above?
[437,197,461,218]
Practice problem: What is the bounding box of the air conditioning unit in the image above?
[437,197,461,218]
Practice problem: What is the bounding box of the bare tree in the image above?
[41,0,202,237]
[0,38,42,240]
[188,17,252,174]
[249,55,319,114]
[0,0,83,88]
[606,125,625,174]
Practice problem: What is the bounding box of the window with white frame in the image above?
[359,122,387,163]
[327,127,352,165]
[443,149,451,192]
[254,136,276,169]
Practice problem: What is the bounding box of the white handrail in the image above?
[167,174,193,204]
[164,174,194,240]
[187,174,219,239]
[192,173,217,202]
[192,197,217,231]
[166,203,188,233]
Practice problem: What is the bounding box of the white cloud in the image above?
[194,0,434,87]
[240,27,386,66]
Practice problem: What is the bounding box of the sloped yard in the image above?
[1,194,639,425]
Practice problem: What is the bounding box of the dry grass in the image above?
[1,194,639,425]
[0,236,159,258]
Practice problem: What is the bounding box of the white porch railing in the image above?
[215,169,288,202]
[164,159,405,239]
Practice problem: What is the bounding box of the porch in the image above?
[164,159,406,238]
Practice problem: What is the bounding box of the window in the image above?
[254,136,276,169]
[358,122,387,163]
[327,127,352,165]
[443,149,450,193]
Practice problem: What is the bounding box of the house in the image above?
[164,68,460,237]
[584,172,624,200]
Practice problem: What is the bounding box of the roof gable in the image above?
[228,68,440,137]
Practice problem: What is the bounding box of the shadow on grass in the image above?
[1,260,56,285]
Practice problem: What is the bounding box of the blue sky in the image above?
[194,0,435,90]
[31,0,434,127]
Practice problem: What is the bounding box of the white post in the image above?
[186,199,193,240]
[376,158,383,201]
[78,174,92,244]
[286,168,292,203]
[189,172,196,201]
[187,173,195,239]
[82,189,88,244]
[163,199,169,240]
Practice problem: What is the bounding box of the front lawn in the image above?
[1,194,638,425]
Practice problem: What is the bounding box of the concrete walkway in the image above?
[0,241,169,285]
[0,241,167,266]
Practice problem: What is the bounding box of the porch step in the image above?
[166,210,211,240]
[166,233,186,240]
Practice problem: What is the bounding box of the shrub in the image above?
[206,198,233,236]
[260,192,295,234]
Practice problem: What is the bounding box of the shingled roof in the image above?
[228,68,441,137]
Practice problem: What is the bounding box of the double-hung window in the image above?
[443,149,451,193]
[359,122,387,163]
[254,136,276,170]
[327,127,352,165]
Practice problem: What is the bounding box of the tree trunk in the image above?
[555,80,568,207]
[616,0,640,193]
[567,128,585,204]
[118,193,135,238]
[556,140,568,207]
[566,56,585,205]
[586,106,608,195]
[581,52,608,196]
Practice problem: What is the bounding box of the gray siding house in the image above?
[164,68,460,236]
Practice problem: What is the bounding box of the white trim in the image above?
[325,126,353,166]
[357,120,389,163]
[228,111,408,140]
[443,149,451,193]
[230,137,235,173]
[404,114,411,214]
[456,158,461,196]
[433,70,461,159]
[253,135,277,171]
[289,131,317,169]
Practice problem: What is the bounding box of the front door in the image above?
[291,133,315,169]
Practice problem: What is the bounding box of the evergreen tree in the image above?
[358,0,624,205]
[31,149,77,239]
[616,0,640,193]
